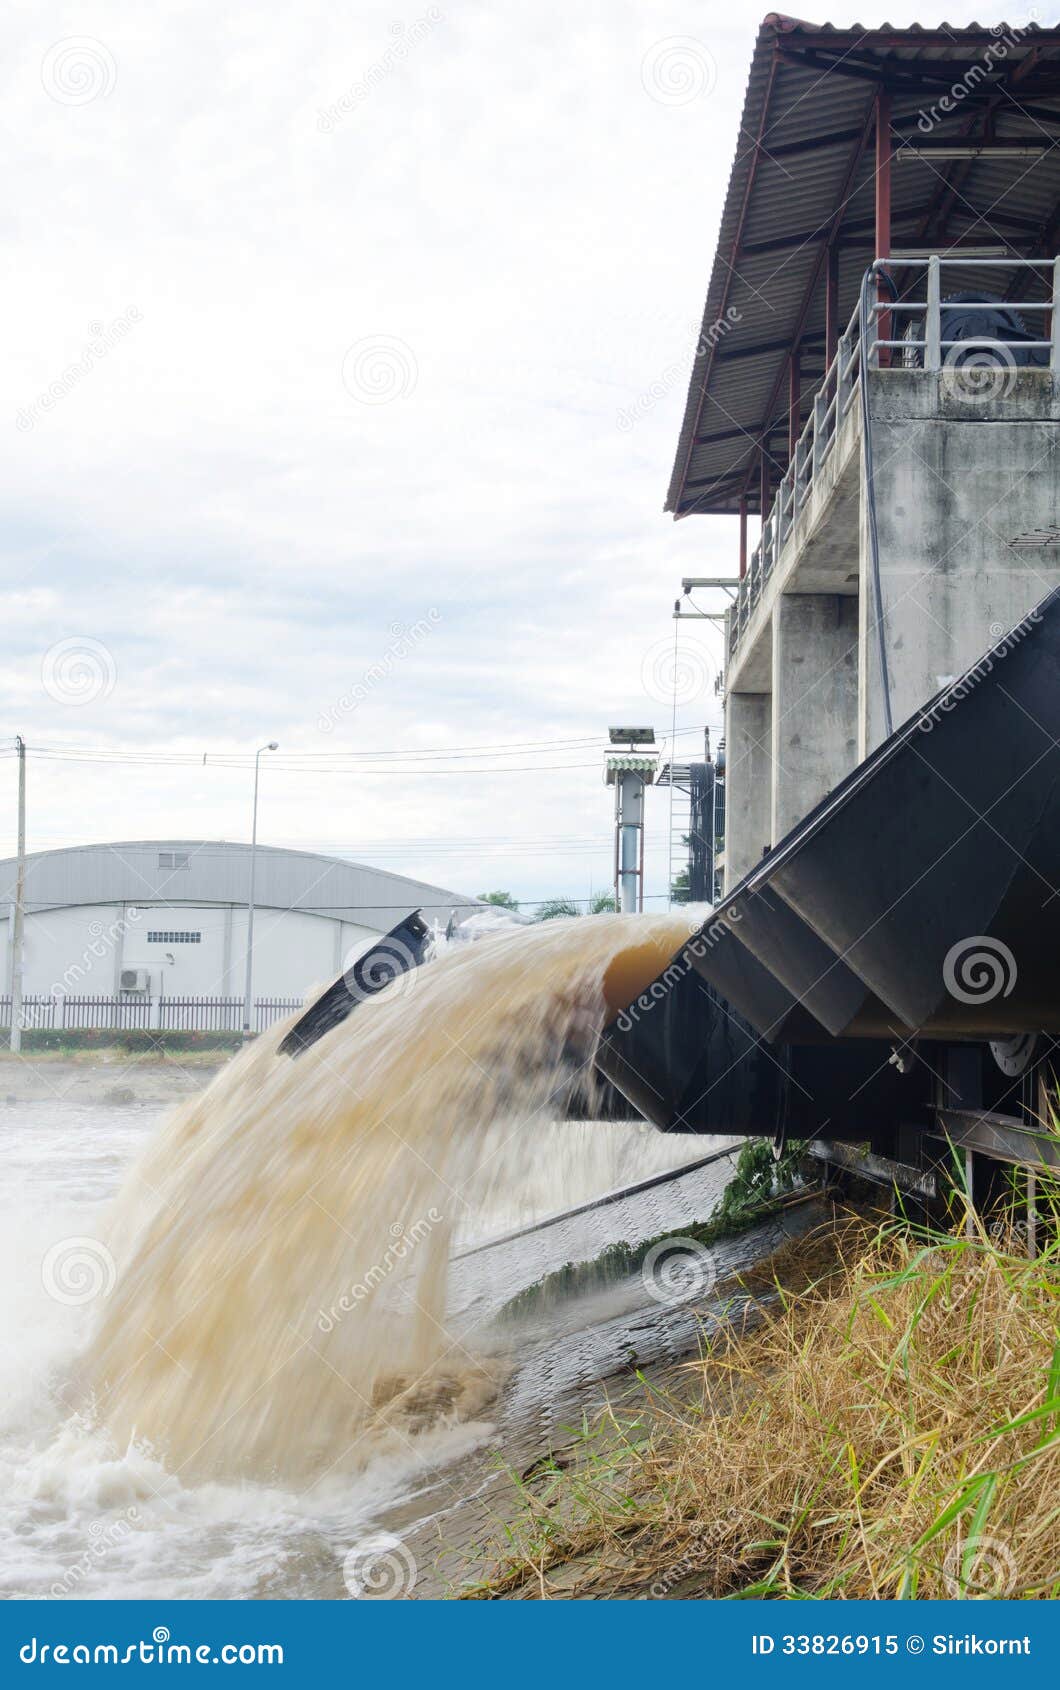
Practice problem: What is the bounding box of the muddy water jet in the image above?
[84,911,699,1481]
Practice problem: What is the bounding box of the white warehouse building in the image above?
[0,840,481,1015]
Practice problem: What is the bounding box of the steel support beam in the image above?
[875,87,892,365]
[807,1139,937,1200]
[934,1108,1060,1174]
[825,244,839,369]
[788,349,801,457]
[735,98,877,512]
[716,333,824,363]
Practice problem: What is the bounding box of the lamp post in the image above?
[242,741,278,1035]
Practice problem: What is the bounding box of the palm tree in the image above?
[533,898,580,921]
[534,891,617,921]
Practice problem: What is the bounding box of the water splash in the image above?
[83,912,697,1481]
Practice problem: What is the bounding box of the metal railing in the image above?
[871,253,1060,370]
[727,254,1060,665]
[729,292,863,659]
[0,993,304,1034]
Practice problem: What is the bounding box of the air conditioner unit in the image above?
[120,968,150,993]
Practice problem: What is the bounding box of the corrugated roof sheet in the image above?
[603,755,659,782]
[667,15,1060,516]
[0,840,481,926]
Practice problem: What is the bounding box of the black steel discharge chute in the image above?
[595,586,1060,1138]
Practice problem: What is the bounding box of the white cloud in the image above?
[0,0,957,902]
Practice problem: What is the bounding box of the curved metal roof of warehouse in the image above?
[667,15,1060,518]
[0,841,482,929]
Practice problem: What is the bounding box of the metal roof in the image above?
[0,840,481,929]
[666,15,1060,517]
[603,754,658,785]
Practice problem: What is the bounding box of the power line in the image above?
[21,724,714,766]
[25,752,615,775]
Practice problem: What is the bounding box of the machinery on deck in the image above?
[614,18,1060,1210]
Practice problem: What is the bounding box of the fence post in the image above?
[925,254,941,371]
[1051,254,1060,374]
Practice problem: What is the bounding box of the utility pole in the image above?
[10,737,26,1053]
[242,741,278,1036]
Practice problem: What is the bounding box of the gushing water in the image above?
[83,913,696,1482]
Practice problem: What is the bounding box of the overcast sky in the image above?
[0,1,1020,909]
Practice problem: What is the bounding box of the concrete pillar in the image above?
[724,691,773,891]
[771,593,858,841]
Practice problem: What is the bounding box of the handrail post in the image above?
[1051,254,1060,374]
[837,330,852,416]
[812,390,827,477]
[793,436,806,531]
[925,254,941,371]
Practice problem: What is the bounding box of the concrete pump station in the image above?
[597,16,1060,1217]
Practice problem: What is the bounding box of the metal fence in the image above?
[0,994,304,1034]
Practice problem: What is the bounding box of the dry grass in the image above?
[471,1210,1060,1600]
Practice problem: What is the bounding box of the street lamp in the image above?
[243,741,278,1035]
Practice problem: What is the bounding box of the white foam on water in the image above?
[0,911,710,1595]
